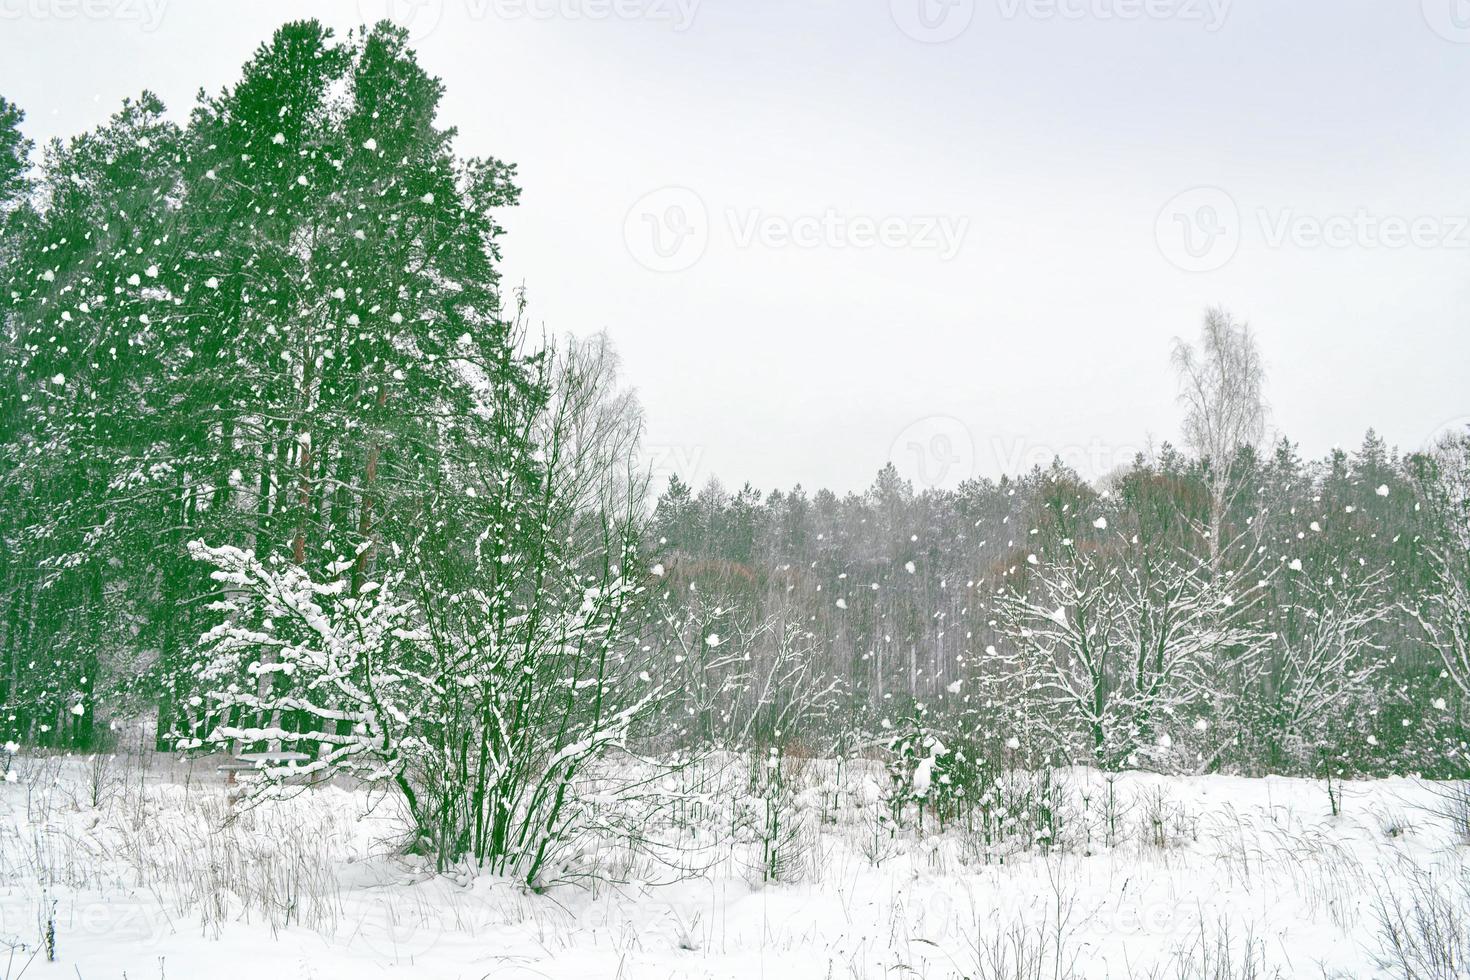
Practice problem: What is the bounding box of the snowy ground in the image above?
[0,752,1464,979]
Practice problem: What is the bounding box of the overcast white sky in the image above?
[3,0,1467,494]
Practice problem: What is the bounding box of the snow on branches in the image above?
[993,532,1268,771]
[189,540,416,786]
[189,534,662,883]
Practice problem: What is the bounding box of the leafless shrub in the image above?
[1435,782,1470,845]
[1372,860,1470,979]
[966,920,1079,980]
[963,863,1080,980]
[1132,916,1283,979]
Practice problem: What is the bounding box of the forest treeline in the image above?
[643,427,1468,779]
[1,18,1467,878]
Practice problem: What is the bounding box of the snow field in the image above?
[0,752,1464,978]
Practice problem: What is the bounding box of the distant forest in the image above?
[641,420,1469,779]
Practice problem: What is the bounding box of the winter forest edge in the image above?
[1,17,1470,979]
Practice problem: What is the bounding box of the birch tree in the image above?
[1172,307,1268,573]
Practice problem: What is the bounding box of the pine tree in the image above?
[0,93,183,746]
[0,97,30,207]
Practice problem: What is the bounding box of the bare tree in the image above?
[1171,307,1268,572]
[538,331,647,520]
[993,527,1268,771]
[652,587,841,749]
[1262,569,1392,767]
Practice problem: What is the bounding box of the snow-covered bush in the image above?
[994,528,1267,772]
[882,705,997,833]
[188,327,669,885]
[1251,568,1392,772]
[190,538,661,882]
[883,707,950,830]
